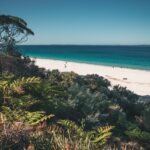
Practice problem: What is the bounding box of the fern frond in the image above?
[0,77,41,101]
[125,127,150,141]
[10,77,40,94]
[0,80,8,87]
[1,106,54,126]
[93,125,114,144]
[57,119,85,137]
[0,112,7,124]
[30,113,54,126]
[97,126,114,134]
[93,132,112,143]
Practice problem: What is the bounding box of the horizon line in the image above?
[18,44,150,46]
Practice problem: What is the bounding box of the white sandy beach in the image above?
[32,58,150,96]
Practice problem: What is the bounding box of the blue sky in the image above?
[1,0,150,45]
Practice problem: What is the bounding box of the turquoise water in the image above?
[18,45,150,70]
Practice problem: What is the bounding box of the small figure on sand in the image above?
[64,61,67,68]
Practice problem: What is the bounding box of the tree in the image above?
[0,15,38,76]
[0,15,34,52]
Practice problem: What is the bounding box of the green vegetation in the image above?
[0,15,150,150]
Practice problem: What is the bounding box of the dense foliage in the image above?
[0,15,150,150]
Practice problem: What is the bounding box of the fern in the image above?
[58,119,114,147]
[30,113,54,126]
[1,106,54,126]
[9,76,40,94]
[125,127,150,141]
[0,76,40,103]
[93,126,114,145]
[58,119,85,137]
[0,112,7,124]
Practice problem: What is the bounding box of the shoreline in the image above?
[31,57,150,96]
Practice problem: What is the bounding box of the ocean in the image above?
[18,45,150,70]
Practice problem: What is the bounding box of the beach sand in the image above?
[32,58,150,96]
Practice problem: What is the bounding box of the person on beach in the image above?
[64,62,67,68]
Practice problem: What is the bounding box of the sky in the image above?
[0,0,150,45]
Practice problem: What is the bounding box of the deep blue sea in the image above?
[18,45,150,70]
